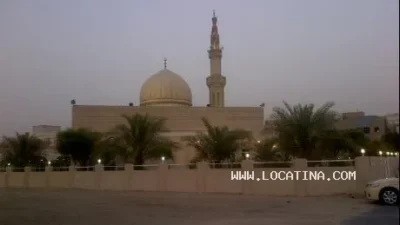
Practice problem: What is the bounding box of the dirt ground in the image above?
[0,189,398,225]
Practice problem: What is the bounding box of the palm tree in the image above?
[182,117,251,163]
[110,114,177,165]
[270,101,338,159]
[316,129,370,159]
[56,128,101,166]
[254,138,288,161]
[0,132,46,167]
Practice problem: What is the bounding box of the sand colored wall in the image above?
[72,105,265,164]
[72,105,264,134]
[1,157,398,196]
[0,173,5,188]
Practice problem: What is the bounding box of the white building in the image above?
[32,125,61,160]
[385,113,399,133]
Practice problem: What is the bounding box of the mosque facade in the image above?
[72,12,264,164]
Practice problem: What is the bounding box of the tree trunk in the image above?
[134,149,144,168]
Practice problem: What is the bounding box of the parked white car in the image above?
[365,177,399,205]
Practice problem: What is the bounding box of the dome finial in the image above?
[163,58,167,69]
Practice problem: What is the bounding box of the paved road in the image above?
[0,189,398,225]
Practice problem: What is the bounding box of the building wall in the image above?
[335,116,387,140]
[385,113,399,133]
[32,125,61,161]
[342,112,365,120]
[72,105,264,164]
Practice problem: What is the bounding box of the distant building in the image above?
[385,113,399,133]
[342,111,366,120]
[32,125,61,161]
[335,112,388,140]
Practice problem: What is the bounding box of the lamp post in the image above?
[47,161,51,166]
[245,153,250,159]
[360,148,366,156]
[97,159,101,164]
[378,151,383,156]
[161,156,165,163]
[386,152,390,157]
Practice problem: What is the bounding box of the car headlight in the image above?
[366,183,380,188]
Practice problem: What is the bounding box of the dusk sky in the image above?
[0,0,398,136]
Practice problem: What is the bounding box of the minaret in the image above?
[206,10,226,107]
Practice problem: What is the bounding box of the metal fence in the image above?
[31,167,46,172]
[208,162,241,169]
[75,166,95,171]
[307,159,355,167]
[253,161,293,168]
[133,164,159,170]
[104,166,124,171]
[52,167,70,172]
[168,163,197,170]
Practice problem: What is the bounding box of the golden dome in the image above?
[140,69,192,106]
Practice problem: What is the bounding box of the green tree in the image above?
[381,131,400,151]
[0,132,46,167]
[56,128,101,166]
[316,129,370,159]
[92,136,124,166]
[110,114,177,165]
[51,155,71,168]
[182,117,251,163]
[270,101,338,159]
[254,138,288,161]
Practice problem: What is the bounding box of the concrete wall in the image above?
[1,157,398,196]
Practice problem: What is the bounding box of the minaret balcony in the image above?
[206,75,226,87]
[208,48,222,58]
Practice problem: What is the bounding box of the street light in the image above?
[47,161,51,165]
[378,151,383,156]
[257,140,261,144]
[7,163,10,166]
[161,156,165,162]
[97,159,101,164]
[390,152,394,156]
[395,152,398,157]
[386,152,390,156]
[360,148,366,156]
[245,153,250,159]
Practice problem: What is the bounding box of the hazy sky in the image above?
[0,0,398,136]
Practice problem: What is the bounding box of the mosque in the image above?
[72,12,265,164]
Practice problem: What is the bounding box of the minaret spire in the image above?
[163,58,167,70]
[206,11,226,108]
[210,10,220,50]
